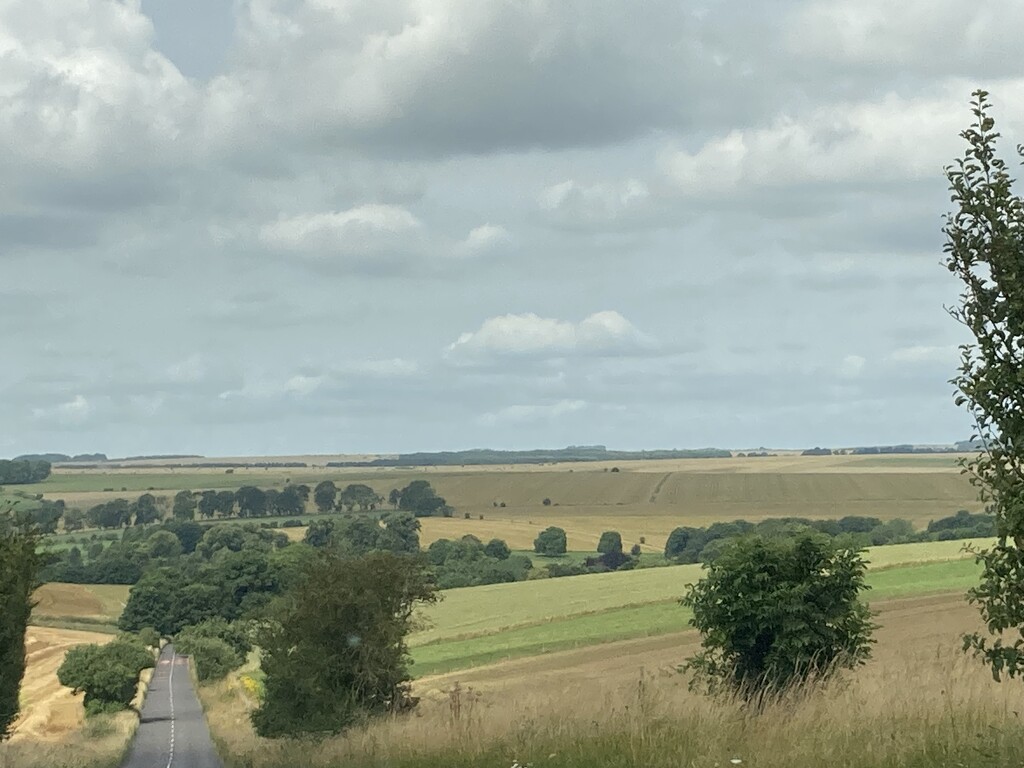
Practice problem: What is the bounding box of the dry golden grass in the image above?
[199,591,1023,768]
[197,593,1024,768]
[33,584,130,623]
[0,628,152,768]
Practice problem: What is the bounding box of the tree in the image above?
[131,493,160,526]
[377,512,421,554]
[147,530,183,559]
[597,530,623,555]
[0,527,37,739]
[197,491,219,519]
[0,459,51,484]
[172,490,196,521]
[397,480,448,518]
[338,484,381,512]
[681,534,874,699]
[235,486,268,518]
[945,92,1024,681]
[484,538,511,560]
[388,488,401,509]
[57,639,154,714]
[314,481,338,513]
[304,519,335,548]
[533,526,567,556]
[251,551,438,737]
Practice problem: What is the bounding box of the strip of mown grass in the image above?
[410,558,981,677]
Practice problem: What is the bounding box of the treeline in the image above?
[327,445,732,467]
[0,459,51,484]
[664,510,995,564]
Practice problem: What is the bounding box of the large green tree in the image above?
[681,534,874,699]
[533,526,567,556]
[945,91,1024,680]
[0,526,37,739]
[251,551,438,737]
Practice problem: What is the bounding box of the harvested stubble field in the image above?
[0,627,136,768]
[30,455,980,554]
[31,583,130,633]
[203,591,1024,768]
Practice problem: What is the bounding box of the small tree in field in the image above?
[681,534,874,699]
[597,530,623,555]
[944,92,1024,680]
[533,526,567,556]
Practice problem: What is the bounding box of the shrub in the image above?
[176,636,240,682]
[57,639,154,713]
[682,534,875,700]
[630,543,642,556]
[136,627,161,649]
[542,498,552,506]
[252,551,437,737]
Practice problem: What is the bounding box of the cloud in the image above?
[31,395,94,426]
[888,345,960,364]
[446,311,652,360]
[661,90,978,200]
[477,399,588,426]
[456,223,510,256]
[259,204,422,258]
[838,354,866,379]
[539,179,651,228]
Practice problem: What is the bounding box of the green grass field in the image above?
[410,557,983,676]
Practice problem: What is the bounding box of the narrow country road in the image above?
[121,643,223,768]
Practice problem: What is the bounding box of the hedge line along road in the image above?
[121,643,223,768]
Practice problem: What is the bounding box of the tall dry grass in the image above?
[200,639,1024,768]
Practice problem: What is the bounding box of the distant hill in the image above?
[327,446,732,467]
[14,453,107,463]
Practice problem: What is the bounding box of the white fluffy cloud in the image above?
[539,179,650,227]
[260,204,421,257]
[446,311,652,360]
[477,399,587,426]
[660,89,1018,199]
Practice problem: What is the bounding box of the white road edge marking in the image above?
[165,650,176,768]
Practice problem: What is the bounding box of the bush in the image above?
[175,618,251,657]
[57,639,154,713]
[281,519,304,528]
[682,534,875,700]
[630,543,642,556]
[176,636,241,682]
[136,627,161,649]
[252,551,437,737]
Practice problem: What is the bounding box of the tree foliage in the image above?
[681,534,875,699]
[944,91,1024,681]
[533,526,567,556]
[0,527,37,740]
[597,530,623,555]
[251,551,438,737]
[0,460,51,484]
[56,638,154,713]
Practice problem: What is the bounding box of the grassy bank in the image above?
[201,637,1024,768]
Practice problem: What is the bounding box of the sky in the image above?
[3,0,1024,458]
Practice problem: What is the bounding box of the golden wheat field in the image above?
[41,454,976,552]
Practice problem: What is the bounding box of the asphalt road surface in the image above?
[121,644,223,768]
